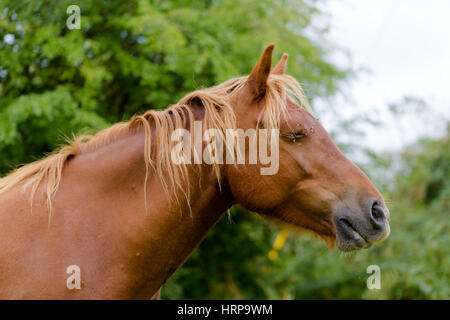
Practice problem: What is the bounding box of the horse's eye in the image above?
[281,131,307,143]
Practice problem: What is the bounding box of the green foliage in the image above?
[395,130,450,207]
[0,86,107,171]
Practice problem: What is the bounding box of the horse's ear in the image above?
[246,44,274,100]
[271,53,288,75]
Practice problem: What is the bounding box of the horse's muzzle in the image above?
[334,198,390,252]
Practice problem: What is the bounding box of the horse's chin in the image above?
[308,232,335,250]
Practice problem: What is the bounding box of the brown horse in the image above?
[0,45,390,299]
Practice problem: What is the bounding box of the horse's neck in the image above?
[67,128,232,297]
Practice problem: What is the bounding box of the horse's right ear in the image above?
[245,44,274,101]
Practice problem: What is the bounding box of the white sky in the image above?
[316,0,450,153]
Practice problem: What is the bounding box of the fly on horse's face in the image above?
[225,45,390,251]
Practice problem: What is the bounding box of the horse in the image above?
[0,44,390,299]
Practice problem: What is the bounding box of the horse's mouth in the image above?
[335,218,372,252]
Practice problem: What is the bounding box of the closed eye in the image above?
[280,131,308,142]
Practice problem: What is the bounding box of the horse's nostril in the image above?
[370,200,386,228]
[372,204,383,220]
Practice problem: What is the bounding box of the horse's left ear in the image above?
[246,44,274,100]
[271,53,288,75]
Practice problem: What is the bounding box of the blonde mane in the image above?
[0,74,308,219]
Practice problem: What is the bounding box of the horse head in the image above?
[224,45,390,251]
